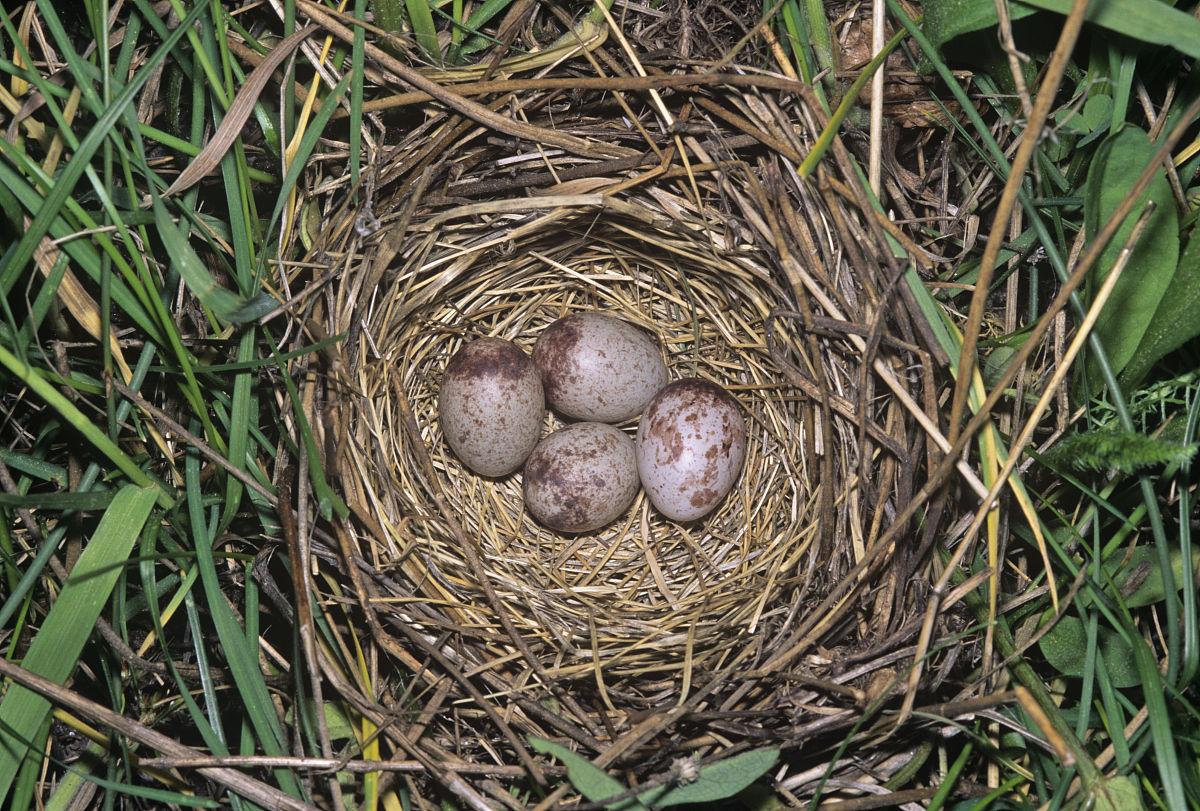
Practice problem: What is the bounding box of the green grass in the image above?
[0,0,349,806]
[0,485,158,798]
[864,0,1200,807]
[0,0,1198,807]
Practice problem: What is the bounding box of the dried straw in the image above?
[345,198,823,692]
[304,13,956,790]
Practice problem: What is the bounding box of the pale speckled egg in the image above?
[636,379,747,522]
[522,422,640,533]
[438,337,545,477]
[533,313,669,423]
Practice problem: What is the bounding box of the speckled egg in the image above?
[438,337,545,477]
[636,379,747,522]
[523,422,640,533]
[533,313,668,423]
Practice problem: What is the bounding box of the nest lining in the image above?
[345,207,823,685]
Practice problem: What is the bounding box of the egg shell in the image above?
[533,313,669,423]
[636,379,747,522]
[438,337,545,477]
[523,422,640,533]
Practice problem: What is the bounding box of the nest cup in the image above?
[343,205,820,697]
[320,77,951,777]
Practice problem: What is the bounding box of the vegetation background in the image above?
[0,0,1198,808]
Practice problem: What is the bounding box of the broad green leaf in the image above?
[151,198,271,326]
[0,486,158,802]
[922,0,1036,56]
[982,344,1019,389]
[1120,232,1200,388]
[1037,612,1140,688]
[1016,0,1200,61]
[1108,546,1200,609]
[922,0,1200,61]
[1084,127,1179,384]
[1057,95,1112,137]
[287,702,356,740]
[1091,775,1141,811]
[529,737,646,811]
[323,703,356,741]
[638,748,780,808]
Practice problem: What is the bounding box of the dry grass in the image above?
[287,19,969,791]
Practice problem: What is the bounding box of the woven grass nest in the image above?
[351,206,818,682]
[315,59,957,778]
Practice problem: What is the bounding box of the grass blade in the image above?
[405,0,441,63]
[183,451,304,799]
[0,0,207,295]
[0,345,172,507]
[0,485,158,801]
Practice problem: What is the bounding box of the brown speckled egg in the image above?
[533,313,668,423]
[523,422,639,533]
[636,379,747,522]
[438,337,545,477]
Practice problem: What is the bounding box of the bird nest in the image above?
[312,65,955,770]
[343,204,819,687]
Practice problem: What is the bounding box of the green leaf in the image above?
[1108,546,1200,609]
[150,198,264,326]
[405,0,441,63]
[1127,623,1187,809]
[922,0,1200,61]
[529,737,646,811]
[0,345,172,508]
[982,345,1017,389]
[1016,0,1200,61]
[922,0,1036,56]
[1056,94,1112,137]
[0,451,66,487]
[1091,775,1141,811]
[44,742,222,809]
[639,748,780,808]
[287,702,356,741]
[1084,127,1179,383]
[0,0,209,299]
[1037,612,1140,688]
[450,0,515,60]
[182,453,301,799]
[0,486,158,802]
[1120,232,1200,388]
[373,0,405,32]
[0,491,115,511]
